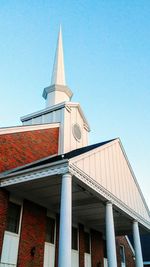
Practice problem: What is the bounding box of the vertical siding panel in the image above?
[95,152,100,183]
[99,149,106,188]
[111,144,118,198]
[108,145,116,196]
[83,157,90,176]
[89,154,95,180]
[118,144,126,204]
[105,147,111,192]
[122,156,130,206]
[114,143,121,199]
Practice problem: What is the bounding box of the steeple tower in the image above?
[43,26,73,107]
[51,26,66,86]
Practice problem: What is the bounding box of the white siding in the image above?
[84,253,91,267]
[63,106,88,153]
[71,250,79,267]
[0,231,19,266]
[71,140,150,221]
[43,243,55,267]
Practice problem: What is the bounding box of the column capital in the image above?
[106,201,113,206]
[62,172,72,179]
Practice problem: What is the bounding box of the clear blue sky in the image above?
[0,1,150,208]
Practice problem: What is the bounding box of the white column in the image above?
[133,221,143,267]
[106,202,117,267]
[58,173,72,267]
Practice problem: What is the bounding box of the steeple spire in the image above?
[42,26,73,107]
[51,26,66,86]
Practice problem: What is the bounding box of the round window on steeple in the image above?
[72,123,82,142]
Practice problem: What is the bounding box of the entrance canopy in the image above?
[0,138,150,234]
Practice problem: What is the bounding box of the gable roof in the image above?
[70,138,150,222]
[0,124,59,173]
[4,138,116,174]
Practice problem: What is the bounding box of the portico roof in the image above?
[0,138,150,234]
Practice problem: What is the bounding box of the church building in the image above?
[0,27,150,267]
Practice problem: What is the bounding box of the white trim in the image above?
[0,161,69,186]
[21,102,66,121]
[20,102,90,131]
[118,139,150,217]
[144,262,150,265]
[0,123,60,135]
[125,236,135,255]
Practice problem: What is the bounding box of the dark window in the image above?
[45,217,55,244]
[72,227,78,250]
[84,232,90,254]
[6,202,21,234]
[103,240,107,258]
[120,246,125,263]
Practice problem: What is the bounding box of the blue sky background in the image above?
[0,1,150,208]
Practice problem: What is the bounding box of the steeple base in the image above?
[42,84,73,107]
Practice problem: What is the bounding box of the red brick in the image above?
[79,224,85,267]
[17,200,47,267]
[0,127,59,173]
[116,236,135,267]
[0,189,9,257]
[91,229,104,267]
[55,214,60,267]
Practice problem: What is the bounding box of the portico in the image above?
[0,148,148,267]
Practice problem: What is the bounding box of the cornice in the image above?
[42,84,73,99]
[69,163,150,230]
[0,162,69,187]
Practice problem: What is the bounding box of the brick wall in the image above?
[79,224,85,267]
[0,189,9,258]
[91,229,104,267]
[55,215,60,267]
[116,236,135,267]
[17,200,47,267]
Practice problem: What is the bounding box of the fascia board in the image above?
[118,138,150,217]
[0,159,69,184]
[0,123,60,135]
[69,139,117,164]
[66,102,90,131]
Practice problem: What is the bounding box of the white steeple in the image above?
[43,26,73,107]
[51,26,66,86]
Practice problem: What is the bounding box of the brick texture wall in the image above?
[79,224,85,267]
[0,189,9,258]
[91,229,104,267]
[116,236,135,267]
[55,215,60,267]
[17,200,47,267]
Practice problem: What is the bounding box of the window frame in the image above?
[84,231,91,254]
[120,245,126,264]
[72,226,78,251]
[6,201,22,235]
[45,216,56,245]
